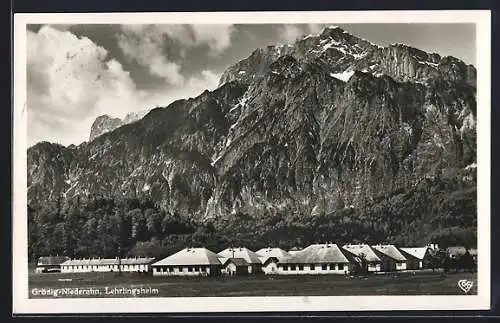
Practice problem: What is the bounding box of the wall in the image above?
[276,263,352,275]
[61,264,150,273]
[153,265,212,276]
[396,262,407,270]
[367,263,382,272]
[262,262,278,274]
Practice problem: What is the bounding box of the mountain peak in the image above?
[89,110,149,142]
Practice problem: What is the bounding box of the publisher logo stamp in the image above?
[458,280,474,294]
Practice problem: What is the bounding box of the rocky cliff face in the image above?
[27,26,476,232]
[89,110,149,142]
[220,26,476,88]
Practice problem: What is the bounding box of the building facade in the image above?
[372,245,408,271]
[342,244,383,273]
[218,247,263,274]
[35,256,70,273]
[400,247,430,270]
[60,257,154,273]
[152,248,222,277]
[277,244,356,275]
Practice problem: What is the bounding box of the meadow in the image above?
[28,270,477,298]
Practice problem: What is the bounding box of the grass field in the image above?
[28,271,478,298]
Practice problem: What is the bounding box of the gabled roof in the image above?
[218,247,262,264]
[400,247,429,260]
[61,259,91,266]
[88,258,117,266]
[61,257,155,266]
[280,244,351,264]
[121,257,155,265]
[223,257,249,267]
[288,247,302,254]
[342,244,381,263]
[258,256,279,265]
[372,245,407,262]
[255,247,291,260]
[152,248,222,266]
[37,256,70,266]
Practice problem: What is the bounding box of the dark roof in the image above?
[342,244,381,263]
[372,245,407,262]
[223,258,249,267]
[37,256,70,266]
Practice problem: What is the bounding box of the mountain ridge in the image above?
[27,26,477,255]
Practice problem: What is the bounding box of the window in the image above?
[283,266,288,271]
[298,265,304,271]
[310,264,315,270]
[338,264,344,270]
[330,264,336,270]
[291,265,296,271]
[188,266,193,272]
[322,264,327,270]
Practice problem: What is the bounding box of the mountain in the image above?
[219,26,475,87]
[27,26,477,256]
[89,110,149,141]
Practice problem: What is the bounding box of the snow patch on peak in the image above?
[330,71,355,82]
[465,163,477,170]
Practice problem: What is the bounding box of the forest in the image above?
[27,170,476,262]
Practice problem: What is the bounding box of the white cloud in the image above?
[117,25,185,85]
[190,25,236,53]
[142,70,221,108]
[27,25,224,147]
[279,25,307,44]
[117,24,235,84]
[278,24,326,44]
[307,24,325,35]
[27,26,144,146]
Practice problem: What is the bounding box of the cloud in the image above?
[279,25,307,44]
[117,25,185,85]
[27,26,144,146]
[116,24,235,84]
[307,24,325,35]
[278,24,327,44]
[140,70,221,109]
[27,25,225,147]
[190,25,236,53]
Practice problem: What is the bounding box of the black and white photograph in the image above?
[13,10,491,313]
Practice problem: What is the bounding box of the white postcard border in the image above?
[13,10,491,313]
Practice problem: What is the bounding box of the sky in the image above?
[26,23,475,147]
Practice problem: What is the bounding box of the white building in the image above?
[35,256,70,273]
[342,244,383,272]
[60,257,154,273]
[371,245,408,271]
[277,244,356,275]
[256,247,291,275]
[218,247,262,274]
[151,248,222,277]
[220,258,252,276]
[400,247,430,269]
